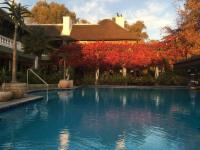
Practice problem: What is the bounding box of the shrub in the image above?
[82,74,95,85]
[81,71,187,86]
[100,74,157,86]
[156,71,187,86]
[5,69,187,86]
[18,69,63,84]
[99,74,126,85]
[0,68,11,84]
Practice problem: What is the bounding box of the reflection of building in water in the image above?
[57,91,73,102]
[116,138,125,150]
[95,89,99,103]
[58,130,70,150]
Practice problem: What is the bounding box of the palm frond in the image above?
[0,0,31,25]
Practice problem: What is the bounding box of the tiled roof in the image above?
[28,19,139,41]
[67,19,139,41]
[27,24,63,37]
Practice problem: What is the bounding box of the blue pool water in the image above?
[0,87,200,150]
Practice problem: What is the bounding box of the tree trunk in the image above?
[122,66,127,78]
[12,24,18,83]
[66,67,70,80]
[34,56,39,69]
[63,60,70,80]
[155,66,159,79]
[162,67,165,73]
[95,68,100,85]
[63,60,66,80]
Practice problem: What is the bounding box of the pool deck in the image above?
[0,95,43,112]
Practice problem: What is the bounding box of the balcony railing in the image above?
[0,34,24,52]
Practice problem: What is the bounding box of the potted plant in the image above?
[0,0,30,98]
[52,44,82,88]
[58,60,73,89]
[0,68,13,102]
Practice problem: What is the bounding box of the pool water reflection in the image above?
[0,87,200,150]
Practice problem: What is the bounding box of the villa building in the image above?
[0,9,139,71]
[0,9,34,71]
[175,56,200,85]
[28,15,139,44]
[175,56,200,70]
[27,15,140,69]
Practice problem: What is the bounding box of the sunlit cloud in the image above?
[121,0,177,39]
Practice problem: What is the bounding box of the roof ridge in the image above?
[27,24,63,26]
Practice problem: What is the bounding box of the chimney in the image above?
[61,16,72,36]
[114,14,125,28]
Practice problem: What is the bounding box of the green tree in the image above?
[125,21,149,41]
[22,27,54,69]
[77,18,91,24]
[30,1,76,24]
[0,0,30,83]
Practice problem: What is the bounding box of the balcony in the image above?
[0,34,24,52]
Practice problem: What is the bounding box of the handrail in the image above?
[27,69,49,90]
[27,69,49,100]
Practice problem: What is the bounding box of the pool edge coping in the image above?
[27,86,83,94]
[0,86,82,112]
[86,85,189,89]
[0,95,43,112]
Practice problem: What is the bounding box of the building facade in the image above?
[0,9,34,72]
[1,10,140,72]
[28,15,139,44]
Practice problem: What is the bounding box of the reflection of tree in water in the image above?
[71,88,200,148]
[95,88,100,103]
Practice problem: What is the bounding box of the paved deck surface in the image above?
[0,95,43,112]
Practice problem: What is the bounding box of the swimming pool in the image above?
[0,87,200,150]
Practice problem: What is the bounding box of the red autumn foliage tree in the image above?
[52,43,82,67]
[51,41,174,82]
[52,42,167,69]
[160,35,189,66]
[129,44,154,68]
[81,42,108,68]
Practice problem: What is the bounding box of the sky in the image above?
[16,0,183,40]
